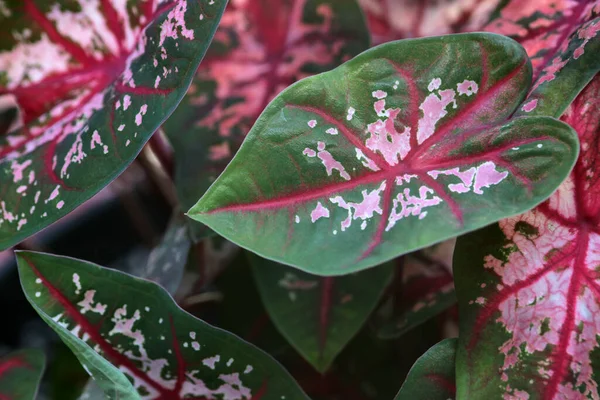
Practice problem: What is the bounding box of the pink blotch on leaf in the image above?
[310,201,330,223]
[521,99,538,113]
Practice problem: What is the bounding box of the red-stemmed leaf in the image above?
[250,252,393,372]
[377,241,456,339]
[359,0,501,44]
[188,33,579,275]
[0,349,45,400]
[454,76,600,399]
[17,251,310,400]
[0,0,226,250]
[163,0,370,240]
[394,338,457,400]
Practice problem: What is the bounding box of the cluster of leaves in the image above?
[0,0,600,399]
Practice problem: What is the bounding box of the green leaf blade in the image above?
[189,33,579,275]
[0,349,46,400]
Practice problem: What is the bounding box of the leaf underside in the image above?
[0,0,226,250]
[17,251,310,400]
[454,76,600,399]
[250,252,393,372]
[163,0,370,240]
[0,349,45,400]
[189,33,579,275]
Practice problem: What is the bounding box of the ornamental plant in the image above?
[0,1,599,399]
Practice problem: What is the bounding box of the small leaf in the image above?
[189,33,579,275]
[17,251,310,400]
[453,76,600,399]
[485,2,600,117]
[359,0,500,44]
[394,338,457,400]
[250,252,393,372]
[377,243,456,339]
[0,349,45,400]
[130,212,191,295]
[0,0,226,250]
[163,0,370,240]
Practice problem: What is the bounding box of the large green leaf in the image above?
[0,0,226,250]
[163,0,370,240]
[250,252,392,372]
[17,251,310,400]
[453,75,600,400]
[0,349,45,400]
[394,338,457,400]
[188,33,579,275]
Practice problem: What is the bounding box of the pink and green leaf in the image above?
[17,251,310,400]
[188,33,579,275]
[377,242,456,339]
[250,252,392,372]
[163,0,370,240]
[484,1,600,118]
[0,349,45,400]
[394,338,457,400]
[0,0,226,250]
[453,76,600,399]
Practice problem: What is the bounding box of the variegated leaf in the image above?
[454,76,600,399]
[0,0,226,250]
[17,251,310,400]
[188,33,579,275]
[163,0,370,240]
[0,349,45,400]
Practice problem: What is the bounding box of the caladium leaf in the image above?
[17,251,310,400]
[484,1,600,118]
[188,33,579,275]
[358,0,501,44]
[0,349,45,400]
[394,338,457,400]
[378,244,456,339]
[453,76,600,400]
[0,0,227,250]
[163,0,370,240]
[250,252,393,372]
[130,212,191,295]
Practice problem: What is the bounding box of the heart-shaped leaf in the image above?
[17,251,310,400]
[485,1,600,117]
[0,349,45,400]
[163,0,370,240]
[453,76,600,399]
[377,243,455,339]
[394,338,457,400]
[188,33,579,275]
[359,0,500,44]
[0,0,226,250]
[250,252,392,372]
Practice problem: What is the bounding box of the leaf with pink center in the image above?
[162,0,369,240]
[188,33,579,275]
[394,338,457,400]
[358,0,502,44]
[250,252,393,372]
[0,349,45,400]
[17,251,310,400]
[454,76,600,399]
[0,0,226,250]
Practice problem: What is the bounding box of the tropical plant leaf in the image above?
[250,252,392,372]
[358,0,501,44]
[0,0,226,250]
[130,212,191,295]
[377,243,456,339]
[163,0,370,240]
[188,33,579,275]
[484,1,600,117]
[17,251,310,400]
[453,76,600,400]
[394,338,457,400]
[0,349,45,400]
